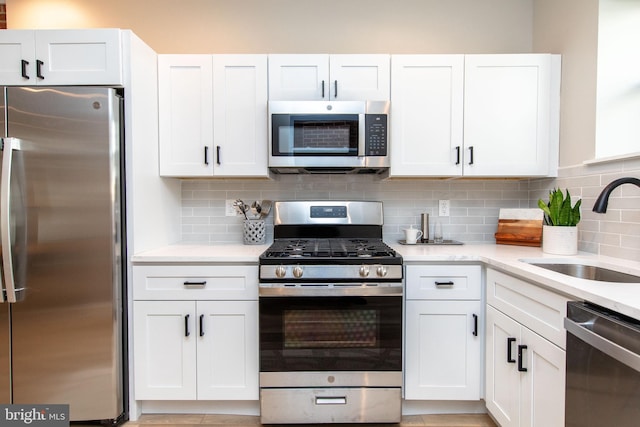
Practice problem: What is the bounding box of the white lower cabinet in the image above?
[134,300,258,400]
[405,300,481,400]
[485,268,567,427]
[404,265,482,400]
[132,265,259,401]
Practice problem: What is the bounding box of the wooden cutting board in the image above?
[494,209,543,247]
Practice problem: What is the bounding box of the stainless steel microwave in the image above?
[268,100,390,174]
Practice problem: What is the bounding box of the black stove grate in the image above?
[262,238,398,260]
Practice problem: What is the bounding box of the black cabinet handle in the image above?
[472,314,478,337]
[435,281,454,287]
[204,146,209,165]
[517,345,528,372]
[455,146,460,165]
[184,314,190,337]
[21,60,30,79]
[507,337,516,363]
[468,146,474,165]
[36,60,44,79]
[199,314,205,337]
[334,80,338,98]
[216,146,221,165]
[321,80,325,98]
[183,281,207,287]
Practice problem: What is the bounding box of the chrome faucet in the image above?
[592,177,640,213]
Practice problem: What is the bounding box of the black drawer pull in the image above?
[183,281,207,287]
[435,281,454,287]
[507,337,516,363]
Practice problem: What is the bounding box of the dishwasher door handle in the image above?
[565,317,640,373]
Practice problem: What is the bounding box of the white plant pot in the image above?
[542,225,578,255]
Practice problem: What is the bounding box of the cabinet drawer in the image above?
[133,265,258,300]
[406,265,481,300]
[486,268,569,349]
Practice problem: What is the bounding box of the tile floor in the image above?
[123,413,497,427]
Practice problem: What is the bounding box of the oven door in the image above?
[259,289,402,379]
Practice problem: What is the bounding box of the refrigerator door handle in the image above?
[1,137,21,303]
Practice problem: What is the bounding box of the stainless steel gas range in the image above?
[258,201,403,425]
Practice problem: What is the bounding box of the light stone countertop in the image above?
[131,243,271,264]
[132,241,640,320]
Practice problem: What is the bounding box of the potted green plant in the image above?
[537,188,581,255]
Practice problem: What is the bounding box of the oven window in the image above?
[272,114,359,156]
[284,309,378,349]
[260,296,402,372]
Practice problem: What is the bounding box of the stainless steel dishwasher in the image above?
[565,301,640,427]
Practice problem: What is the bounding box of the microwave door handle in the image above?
[0,138,20,303]
[358,114,366,157]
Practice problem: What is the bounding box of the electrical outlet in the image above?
[439,200,450,217]
[226,199,239,217]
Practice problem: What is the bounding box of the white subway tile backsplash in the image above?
[182,175,530,244]
[534,160,640,262]
[180,162,640,261]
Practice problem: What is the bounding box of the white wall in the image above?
[533,0,599,168]
[6,0,534,54]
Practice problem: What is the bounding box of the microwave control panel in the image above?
[365,114,388,156]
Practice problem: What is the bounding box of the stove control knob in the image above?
[293,266,304,278]
[275,265,287,278]
[376,265,388,277]
[359,265,370,278]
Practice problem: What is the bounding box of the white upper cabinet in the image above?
[0,29,123,86]
[158,54,268,177]
[158,55,213,177]
[268,54,390,101]
[212,55,269,176]
[390,55,464,177]
[390,54,560,178]
[463,54,559,177]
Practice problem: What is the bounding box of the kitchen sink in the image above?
[522,260,640,283]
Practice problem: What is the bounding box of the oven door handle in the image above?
[565,317,640,373]
[316,396,347,405]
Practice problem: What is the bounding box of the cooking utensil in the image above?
[233,199,249,219]
[259,200,272,218]
[251,200,262,218]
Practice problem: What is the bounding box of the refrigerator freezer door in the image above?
[5,87,124,421]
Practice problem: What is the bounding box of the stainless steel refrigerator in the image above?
[0,86,126,423]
